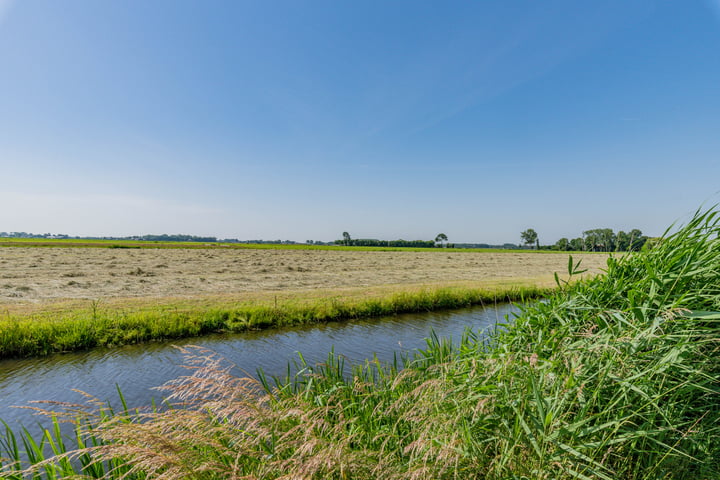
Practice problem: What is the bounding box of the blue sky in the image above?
[1,0,719,244]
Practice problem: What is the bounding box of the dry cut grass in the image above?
[0,247,608,308]
[0,248,608,357]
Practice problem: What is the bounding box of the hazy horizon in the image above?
[2,1,720,244]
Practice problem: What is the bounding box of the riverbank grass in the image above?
[0,282,549,358]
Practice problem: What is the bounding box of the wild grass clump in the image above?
[2,207,719,479]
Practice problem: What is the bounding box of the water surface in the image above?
[0,302,521,430]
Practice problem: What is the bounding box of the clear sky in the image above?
[1,0,719,244]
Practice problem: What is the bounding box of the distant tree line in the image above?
[334,238,445,248]
[1,228,649,251]
[131,234,220,243]
[0,231,304,245]
[0,232,72,239]
[0,232,221,243]
[551,228,648,252]
[334,232,453,248]
[454,243,520,249]
[219,239,301,245]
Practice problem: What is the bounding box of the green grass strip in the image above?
[0,237,598,253]
[0,285,549,359]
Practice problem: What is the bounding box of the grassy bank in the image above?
[3,209,719,479]
[0,284,548,359]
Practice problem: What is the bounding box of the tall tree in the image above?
[435,233,448,247]
[583,228,616,252]
[628,229,647,251]
[520,229,538,249]
[616,231,630,251]
[554,237,570,251]
[569,237,584,251]
[342,231,351,246]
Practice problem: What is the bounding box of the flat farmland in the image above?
[0,247,609,307]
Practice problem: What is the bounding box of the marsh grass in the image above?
[0,390,137,479]
[2,208,720,479]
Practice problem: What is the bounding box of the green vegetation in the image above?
[0,236,570,252]
[434,232,448,246]
[334,237,445,248]
[3,207,719,479]
[0,237,227,249]
[0,229,648,252]
[521,228,539,249]
[0,285,547,359]
[0,398,137,479]
[0,232,220,242]
[334,231,454,248]
[552,227,649,252]
[0,232,449,250]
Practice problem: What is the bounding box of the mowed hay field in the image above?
[0,247,609,308]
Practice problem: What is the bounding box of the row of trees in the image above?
[335,232,452,248]
[560,228,647,252]
[0,232,221,243]
[0,231,72,239]
[0,231,308,245]
[521,228,649,252]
